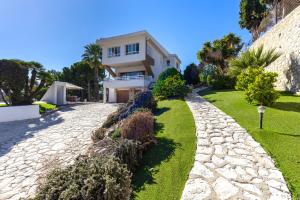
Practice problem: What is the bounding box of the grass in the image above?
[33,101,57,114]
[199,89,300,199]
[0,104,7,107]
[133,99,196,200]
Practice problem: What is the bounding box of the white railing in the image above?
[104,75,153,81]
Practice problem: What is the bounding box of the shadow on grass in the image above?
[154,107,170,116]
[132,137,181,194]
[273,102,300,113]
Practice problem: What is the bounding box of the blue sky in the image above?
[0,0,251,71]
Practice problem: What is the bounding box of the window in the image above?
[166,60,170,66]
[120,71,145,77]
[126,43,139,55]
[108,46,120,57]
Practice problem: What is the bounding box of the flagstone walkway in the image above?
[182,89,291,200]
[0,103,117,200]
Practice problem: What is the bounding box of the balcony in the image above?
[103,75,153,89]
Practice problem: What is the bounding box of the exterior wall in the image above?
[0,105,40,122]
[100,35,146,66]
[108,88,116,103]
[41,82,67,105]
[147,41,167,80]
[250,5,300,92]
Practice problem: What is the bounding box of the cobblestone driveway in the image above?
[0,103,117,199]
[182,90,291,200]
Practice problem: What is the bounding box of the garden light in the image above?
[257,104,266,129]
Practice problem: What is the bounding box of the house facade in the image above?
[97,31,181,103]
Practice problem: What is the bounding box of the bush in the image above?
[235,67,264,91]
[245,71,279,106]
[120,111,155,144]
[34,102,57,114]
[112,128,121,139]
[88,138,142,172]
[91,127,106,143]
[153,74,189,99]
[206,74,235,89]
[101,91,156,128]
[157,68,183,81]
[31,155,132,200]
[115,139,142,171]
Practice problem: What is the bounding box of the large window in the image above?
[126,43,139,55]
[108,46,120,57]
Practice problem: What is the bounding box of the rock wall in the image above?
[251,5,300,93]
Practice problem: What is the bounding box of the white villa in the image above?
[97,31,181,103]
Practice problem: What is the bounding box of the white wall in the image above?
[0,105,40,122]
[147,41,167,80]
[100,35,146,66]
[108,88,116,102]
[41,82,67,105]
[250,5,300,92]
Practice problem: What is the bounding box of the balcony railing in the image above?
[104,75,153,81]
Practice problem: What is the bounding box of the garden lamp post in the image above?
[257,104,266,129]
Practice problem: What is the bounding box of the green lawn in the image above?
[0,104,7,107]
[199,89,300,199]
[133,99,196,200]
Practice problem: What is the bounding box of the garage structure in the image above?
[41,81,83,105]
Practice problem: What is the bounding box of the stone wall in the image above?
[251,5,300,93]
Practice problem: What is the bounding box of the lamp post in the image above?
[257,104,266,129]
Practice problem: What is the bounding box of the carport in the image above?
[41,81,83,105]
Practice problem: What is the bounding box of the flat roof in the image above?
[96,30,180,59]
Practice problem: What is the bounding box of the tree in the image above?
[229,45,281,77]
[239,0,267,41]
[82,43,102,101]
[59,61,105,101]
[197,33,243,74]
[183,63,200,85]
[0,59,51,105]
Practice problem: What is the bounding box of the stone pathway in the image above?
[0,103,117,200]
[182,90,291,200]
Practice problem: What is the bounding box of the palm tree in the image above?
[82,43,102,101]
[228,45,281,77]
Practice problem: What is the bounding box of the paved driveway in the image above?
[0,103,117,199]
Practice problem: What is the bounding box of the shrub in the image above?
[157,68,182,81]
[31,155,132,200]
[112,128,121,139]
[115,139,142,171]
[34,102,57,114]
[153,74,189,99]
[235,67,264,91]
[206,74,235,89]
[120,111,155,144]
[91,127,106,143]
[245,71,279,106]
[101,91,156,128]
[88,138,142,172]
